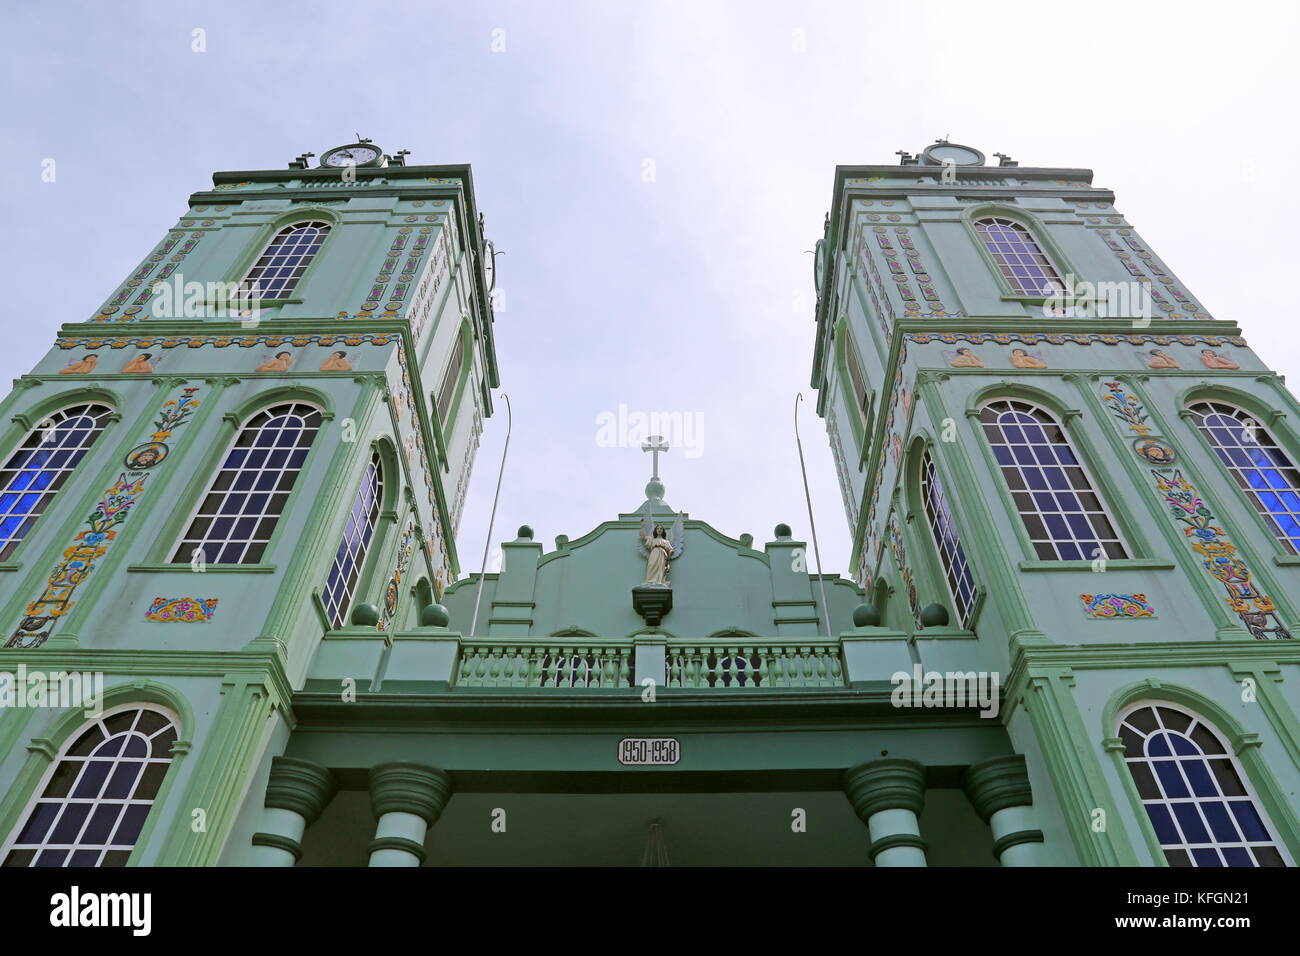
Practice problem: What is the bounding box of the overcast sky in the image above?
[3,0,1298,583]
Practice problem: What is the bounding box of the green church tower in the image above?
[0,142,499,865]
[814,140,1299,866]
[0,140,1295,868]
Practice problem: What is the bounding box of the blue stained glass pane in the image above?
[1024,469,1048,491]
[993,446,1014,466]
[34,850,69,867]
[7,471,35,492]
[232,471,257,492]
[1169,733,1198,756]
[1057,542,1081,560]
[16,802,59,842]
[1066,514,1093,539]
[1181,759,1216,795]
[95,736,124,757]
[1045,468,1069,490]
[1044,515,1069,539]
[1192,848,1223,867]
[1230,801,1269,841]
[1145,803,1178,844]
[1172,803,1210,843]
[1148,733,1172,756]
[104,762,143,799]
[1001,424,1026,444]
[72,761,111,798]
[1222,847,1253,867]
[1202,801,1239,842]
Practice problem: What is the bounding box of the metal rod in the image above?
[794,393,834,637]
[470,393,511,637]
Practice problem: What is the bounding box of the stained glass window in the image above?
[920,452,976,627]
[979,399,1128,561]
[322,452,383,629]
[1,707,178,867]
[1119,703,1288,867]
[436,342,465,424]
[170,402,322,565]
[1188,401,1300,555]
[974,217,1065,296]
[843,329,872,430]
[241,221,331,300]
[0,403,113,561]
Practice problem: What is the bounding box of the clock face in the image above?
[483,240,497,291]
[923,143,984,166]
[322,145,381,168]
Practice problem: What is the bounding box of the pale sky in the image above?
[3,0,1298,583]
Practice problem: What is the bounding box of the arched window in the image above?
[241,220,331,300]
[435,340,465,424]
[974,217,1064,296]
[842,328,872,431]
[170,402,322,565]
[1,706,178,867]
[920,451,976,627]
[322,451,384,629]
[979,399,1127,561]
[0,403,113,560]
[1118,702,1287,867]
[1187,401,1300,555]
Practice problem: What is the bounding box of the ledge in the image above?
[1272,555,1300,567]
[1017,558,1176,573]
[126,562,278,574]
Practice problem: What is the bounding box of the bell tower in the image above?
[811,140,1300,867]
[0,142,499,866]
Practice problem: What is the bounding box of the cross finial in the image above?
[641,434,669,480]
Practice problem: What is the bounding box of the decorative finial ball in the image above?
[739,533,754,549]
[775,523,793,539]
[350,603,380,627]
[516,525,533,540]
[920,603,950,628]
[853,603,881,627]
[645,478,665,501]
[420,603,450,628]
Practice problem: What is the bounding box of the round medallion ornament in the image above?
[1132,437,1177,464]
[125,441,169,469]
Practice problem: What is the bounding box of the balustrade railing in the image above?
[667,643,844,689]
[455,642,633,688]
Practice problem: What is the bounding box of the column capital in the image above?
[369,762,453,825]
[265,756,337,825]
[843,757,925,821]
[961,753,1032,822]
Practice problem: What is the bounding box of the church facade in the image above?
[0,141,1294,866]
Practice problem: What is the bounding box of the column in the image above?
[962,754,1044,866]
[249,757,337,866]
[843,758,927,866]
[367,762,453,867]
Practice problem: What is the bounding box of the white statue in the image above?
[638,512,685,586]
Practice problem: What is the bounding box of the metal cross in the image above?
[641,434,669,479]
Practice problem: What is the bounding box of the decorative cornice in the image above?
[961,754,1033,822]
[843,758,926,820]
[368,762,452,825]
[264,757,338,823]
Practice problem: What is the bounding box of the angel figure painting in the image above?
[638,513,685,586]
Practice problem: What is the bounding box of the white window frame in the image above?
[170,401,322,566]
[1118,700,1291,867]
[240,220,332,300]
[321,451,384,629]
[0,402,113,561]
[973,216,1065,296]
[1187,400,1300,556]
[979,398,1129,562]
[920,451,977,628]
[0,703,179,868]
